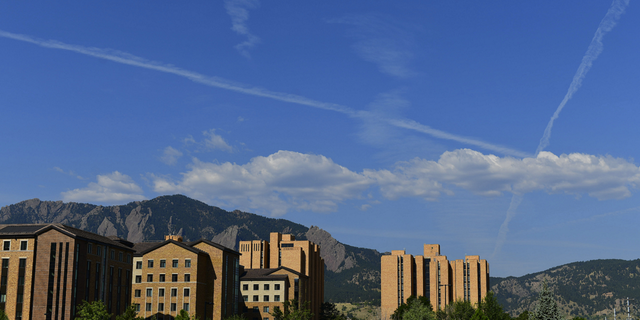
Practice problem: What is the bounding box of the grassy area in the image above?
[335,302,381,320]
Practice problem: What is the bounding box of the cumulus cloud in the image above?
[150,149,640,216]
[224,0,261,58]
[152,151,373,216]
[160,146,183,165]
[370,149,640,201]
[330,14,416,78]
[62,171,146,203]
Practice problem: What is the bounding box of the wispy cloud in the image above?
[202,129,233,152]
[62,171,145,203]
[536,0,629,155]
[54,167,85,180]
[160,147,183,165]
[224,0,261,58]
[151,149,640,216]
[330,14,416,78]
[0,29,527,158]
[494,0,630,259]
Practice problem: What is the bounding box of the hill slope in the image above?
[0,195,381,303]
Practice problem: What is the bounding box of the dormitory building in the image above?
[0,225,325,320]
[381,244,489,319]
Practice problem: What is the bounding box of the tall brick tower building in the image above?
[239,232,324,320]
[381,244,489,319]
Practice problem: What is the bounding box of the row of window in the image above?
[135,302,190,313]
[134,287,190,298]
[137,259,191,269]
[242,295,281,302]
[2,240,28,251]
[242,283,281,291]
[135,273,190,283]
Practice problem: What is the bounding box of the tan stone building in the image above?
[381,244,489,319]
[0,224,135,320]
[239,267,308,320]
[132,235,240,320]
[239,232,324,320]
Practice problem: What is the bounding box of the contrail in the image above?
[492,0,630,259]
[0,29,529,157]
[536,0,630,155]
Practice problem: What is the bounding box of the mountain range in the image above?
[1,195,638,318]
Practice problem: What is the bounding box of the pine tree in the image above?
[530,281,562,320]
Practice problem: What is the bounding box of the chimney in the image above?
[165,235,183,242]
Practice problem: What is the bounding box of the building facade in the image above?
[239,232,324,320]
[0,224,135,320]
[381,244,489,319]
[239,267,308,320]
[132,235,240,320]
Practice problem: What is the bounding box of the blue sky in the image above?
[1,1,639,277]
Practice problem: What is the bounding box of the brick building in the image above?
[239,267,308,320]
[0,224,135,320]
[131,235,240,320]
[239,232,324,320]
[381,244,489,319]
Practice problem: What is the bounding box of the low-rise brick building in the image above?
[239,267,308,320]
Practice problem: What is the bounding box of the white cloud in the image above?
[369,149,640,201]
[202,129,233,152]
[330,14,416,78]
[160,146,183,165]
[62,171,146,203]
[152,151,373,216]
[224,0,261,58]
[54,167,85,180]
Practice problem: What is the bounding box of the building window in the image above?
[243,295,248,301]
[172,259,179,268]
[134,290,141,297]
[134,304,140,312]
[184,274,190,282]
[87,243,92,253]
[2,241,9,251]
[263,318,269,320]
[159,288,165,297]
[264,295,269,302]
[183,303,189,312]
[135,276,142,283]
[243,284,248,290]
[159,274,165,282]
[253,307,259,312]
[136,261,142,269]
[172,274,178,282]
[97,245,102,256]
[146,303,152,312]
[185,259,191,268]
[158,303,164,312]
[263,307,269,313]
[281,243,294,248]
[119,252,123,261]
[184,288,190,296]
[171,303,177,312]
[18,240,27,251]
[274,284,280,290]
[147,274,153,282]
[148,260,154,268]
[19,259,26,268]
[127,254,132,263]
[274,295,280,302]
[171,288,177,297]
[146,288,153,297]
[253,295,259,302]
[110,250,115,259]
[253,284,259,290]
[160,260,166,268]
[264,284,269,290]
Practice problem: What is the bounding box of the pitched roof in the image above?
[0,224,134,251]
[134,239,207,256]
[240,266,307,281]
[186,239,240,255]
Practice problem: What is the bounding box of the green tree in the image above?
[403,298,436,320]
[0,309,8,320]
[478,292,510,320]
[270,300,313,320]
[116,305,143,320]
[513,311,530,320]
[320,302,347,320]
[446,300,476,320]
[470,309,489,320]
[175,310,200,320]
[530,282,562,320]
[392,296,434,320]
[75,300,112,320]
